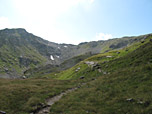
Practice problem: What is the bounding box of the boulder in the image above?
[22,76,26,79]
[126,98,134,102]
[85,61,96,66]
[0,111,6,114]
[92,64,101,70]
[150,39,152,42]
[4,68,8,72]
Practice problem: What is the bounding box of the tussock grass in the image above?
[0,78,77,114]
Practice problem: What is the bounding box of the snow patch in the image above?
[50,55,54,60]
[64,45,68,48]
[58,47,60,49]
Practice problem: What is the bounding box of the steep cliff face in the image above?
[0,28,148,78]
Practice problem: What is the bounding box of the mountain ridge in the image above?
[0,28,150,78]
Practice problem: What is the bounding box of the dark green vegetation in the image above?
[0,29,152,114]
[0,28,145,78]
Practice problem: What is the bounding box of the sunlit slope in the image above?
[49,35,152,114]
[53,34,152,80]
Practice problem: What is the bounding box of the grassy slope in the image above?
[0,35,151,114]
[0,78,80,114]
[48,37,152,113]
[49,35,149,80]
[0,45,47,77]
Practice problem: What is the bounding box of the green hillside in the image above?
[0,31,151,114]
[48,35,152,114]
[0,28,145,78]
[45,34,150,80]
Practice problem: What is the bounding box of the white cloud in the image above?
[11,0,95,44]
[89,0,95,4]
[0,17,12,30]
[96,33,113,40]
[13,0,94,19]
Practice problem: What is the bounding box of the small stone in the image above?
[106,56,112,58]
[80,76,85,79]
[77,86,81,88]
[75,69,78,72]
[105,65,108,68]
[86,111,89,113]
[98,69,102,72]
[141,41,145,43]
[116,52,120,54]
[144,101,150,107]
[43,110,49,113]
[103,72,107,75]
[126,98,134,102]
[75,67,81,72]
[92,78,96,80]
[77,67,80,70]
[137,101,144,104]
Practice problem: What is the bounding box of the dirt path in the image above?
[34,83,86,114]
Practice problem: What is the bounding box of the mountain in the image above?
[0,32,151,114]
[0,28,148,78]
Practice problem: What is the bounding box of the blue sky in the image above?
[0,0,152,44]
